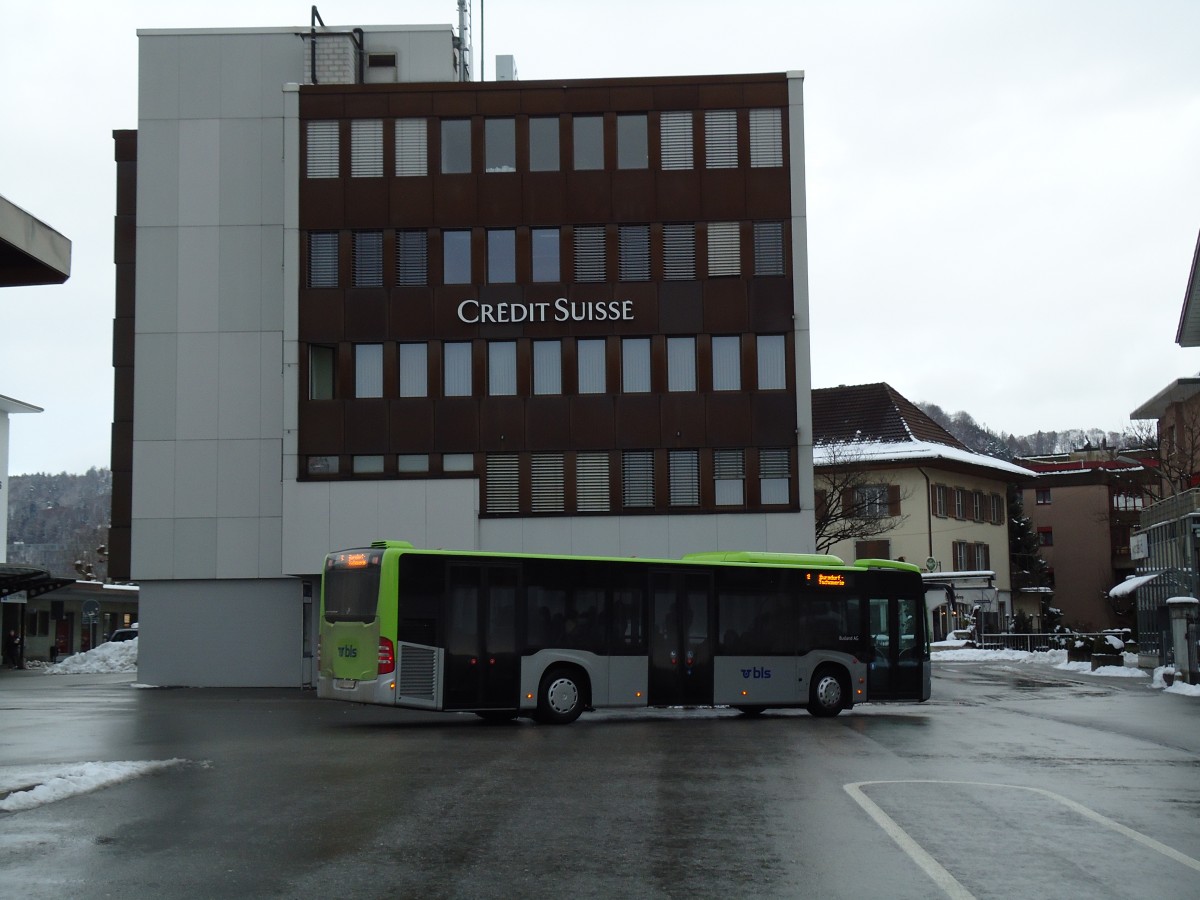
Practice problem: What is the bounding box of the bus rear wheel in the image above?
[808,667,847,717]
[536,667,585,725]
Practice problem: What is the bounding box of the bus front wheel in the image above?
[536,667,585,725]
[808,667,847,717]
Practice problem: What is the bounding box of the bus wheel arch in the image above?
[535,664,589,725]
[808,664,849,717]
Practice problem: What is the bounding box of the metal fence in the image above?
[971,632,1124,653]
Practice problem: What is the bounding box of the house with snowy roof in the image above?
[811,382,1036,638]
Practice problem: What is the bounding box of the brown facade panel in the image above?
[699,170,747,220]
[390,179,434,226]
[298,402,346,454]
[432,398,481,448]
[114,263,136,318]
[299,293,345,341]
[614,395,662,447]
[343,291,388,340]
[564,171,612,223]
[654,172,703,221]
[657,281,704,334]
[390,399,434,452]
[661,394,707,447]
[343,399,389,452]
[525,397,571,449]
[477,175,524,223]
[702,280,750,333]
[107,525,131,582]
[610,170,656,222]
[344,180,389,225]
[111,316,134,368]
[751,394,798,444]
[747,279,795,331]
[300,180,346,229]
[522,171,567,222]
[705,394,754,445]
[432,174,480,225]
[570,395,616,446]
[478,397,525,451]
[745,170,791,218]
[112,366,134,423]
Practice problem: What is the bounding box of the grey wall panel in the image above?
[281,482,333,573]
[258,516,284,579]
[260,119,286,226]
[219,35,270,118]
[258,439,283,517]
[138,35,181,122]
[173,439,219,518]
[216,515,261,578]
[176,226,219,333]
[131,439,176,519]
[257,34,307,114]
[175,333,220,439]
[173,517,218,579]
[133,227,179,334]
[218,118,264,226]
[217,331,263,439]
[135,120,180,228]
[260,226,285,331]
[130,516,175,580]
[132,334,180,440]
[257,332,285,436]
[178,119,221,226]
[218,226,263,332]
[176,37,222,120]
[217,439,262,518]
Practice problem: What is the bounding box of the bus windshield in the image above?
[323,550,383,622]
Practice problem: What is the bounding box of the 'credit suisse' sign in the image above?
[457,298,634,325]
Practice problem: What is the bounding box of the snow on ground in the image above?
[0,759,189,812]
[934,647,1200,696]
[42,637,137,675]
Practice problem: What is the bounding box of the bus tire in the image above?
[808,667,847,717]
[536,666,586,725]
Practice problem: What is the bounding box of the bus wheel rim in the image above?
[817,675,841,708]
[547,677,579,714]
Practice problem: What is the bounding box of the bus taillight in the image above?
[378,637,395,676]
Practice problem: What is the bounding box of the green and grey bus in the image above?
[317,541,930,724]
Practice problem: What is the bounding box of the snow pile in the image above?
[44,638,137,675]
[0,759,186,812]
[935,646,1149,677]
[1152,667,1200,697]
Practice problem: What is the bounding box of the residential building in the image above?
[811,383,1032,639]
[112,20,814,686]
[1017,450,1158,631]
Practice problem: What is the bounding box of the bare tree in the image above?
[1145,398,1200,498]
[813,443,909,554]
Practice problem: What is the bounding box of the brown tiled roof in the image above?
[812,383,966,449]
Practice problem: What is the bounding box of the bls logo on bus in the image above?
[740,667,771,679]
[337,645,358,658]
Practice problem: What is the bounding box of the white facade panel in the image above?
[218,118,264,225]
[218,35,272,118]
[258,439,283,516]
[216,515,262,578]
[178,119,221,226]
[177,226,220,332]
[132,334,179,440]
[130,516,175,579]
[131,440,176,519]
[176,36,223,120]
[258,516,285,578]
[175,332,219,439]
[217,331,264,439]
[173,517,218,579]
[173,439,219,518]
[136,579,302,687]
[218,226,263,331]
[217,440,263,517]
[134,120,181,228]
[137,35,181,121]
[256,332,284,437]
[281,482,333,573]
[133,227,179,333]
[259,225,286,331]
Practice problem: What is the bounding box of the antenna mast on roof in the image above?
[455,0,473,81]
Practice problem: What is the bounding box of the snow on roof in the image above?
[814,439,1036,478]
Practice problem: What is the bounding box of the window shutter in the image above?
[753,221,784,276]
[888,484,902,517]
[352,231,383,287]
[714,449,745,506]
[815,488,828,520]
[573,226,606,282]
[531,454,565,512]
[350,119,383,177]
[759,448,790,504]
[662,224,696,280]
[396,230,428,286]
[395,118,428,176]
[308,232,339,287]
[707,222,740,276]
[306,121,338,178]
[622,450,655,508]
[618,225,650,281]
[669,450,699,506]
[660,111,693,170]
[749,108,783,168]
[576,452,611,512]
[485,454,520,514]
[704,110,737,168]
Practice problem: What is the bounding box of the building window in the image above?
[1112,492,1144,511]
[1036,488,1052,505]
[443,453,475,472]
[308,232,338,287]
[397,454,430,473]
[954,488,966,519]
[991,493,1005,524]
[576,452,611,512]
[749,108,783,168]
[974,543,990,570]
[856,540,891,561]
[760,448,790,504]
[573,226,606,282]
[663,224,696,280]
[354,344,383,398]
[953,540,970,570]
[307,455,338,475]
[443,230,472,284]
[396,230,428,286]
[306,121,338,178]
[660,111,693,170]
[711,336,741,391]
[444,342,473,397]
[487,229,516,283]
[704,110,738,168]
[669,450,700,506]
[707,222,740,276]
[714,449,745,506]
[531,453,565,512]
[353,455,385,474]
[617,114,648,169]
[618,225,650,281]
[395,118,427,176]
[485,454,519,513]
[622,338,651,393]
[531,228,560,282]
[350,119,383,177]
[573,115,604,170]
[753,221,784,276]
[352,230,383,287]
[667,337,696,392]
[485,118,516,172]
[932,484,947,518]
[1037,527,1054,547]
[441,119,471,174]
[622,450,655,508]
[756,335,786,389]
[855,485,890,518]
[398,343,427,397]
[309,345,335,400]
[488,341,517,396]
[529,117,560,171]
[533,340,562,395]
[972,491,985,522]
[577,338,607,394]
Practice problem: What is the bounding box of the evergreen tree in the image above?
[1007,483,1050,598]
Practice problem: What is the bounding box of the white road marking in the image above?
[845,780,1200,898]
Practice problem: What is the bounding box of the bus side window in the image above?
[610,573,646,653]
[398,555,441,646]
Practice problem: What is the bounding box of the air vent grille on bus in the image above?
[398,645,437,700]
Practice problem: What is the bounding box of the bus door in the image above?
[867,595,924,700]
[648,570,714,706]
[443,564,520,710]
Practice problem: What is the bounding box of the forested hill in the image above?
[5,468,111,579]
[917,404,1145,459]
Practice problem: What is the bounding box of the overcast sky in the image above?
[2,0,1198,475]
